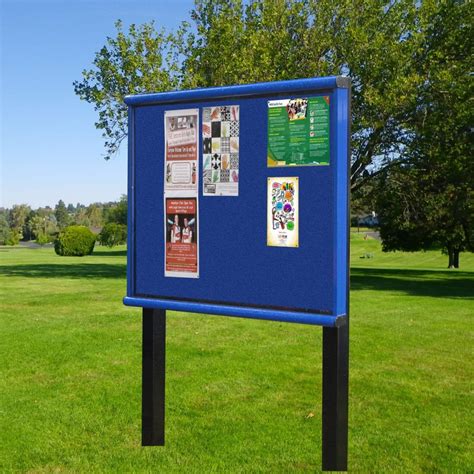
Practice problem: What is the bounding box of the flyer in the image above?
[164,198,199,278]
[164,109,199,195]
[267,177,299,248]
[267,96,330,167]
[202,105,239,196]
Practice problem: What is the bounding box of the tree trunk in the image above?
[448,247,455,268]
[447,247,460,269]
[453,249,460,268]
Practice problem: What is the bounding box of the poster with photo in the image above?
[202,105,239,196]
[164,109,199,195]
[165,198,199,278]
[267,177,299,248]
[267,96,330,167]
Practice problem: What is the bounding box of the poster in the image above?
[164,109,199,278]
[164,109,199,195]
[202,105,239,196]
[267,96,330,167]
[165,198,199,278]
[267,177,299,248]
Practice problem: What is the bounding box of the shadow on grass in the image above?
[92,249,127,257]
[0,263,126,279]
[351,267,474,299]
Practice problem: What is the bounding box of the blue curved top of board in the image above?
[124,76,350,106]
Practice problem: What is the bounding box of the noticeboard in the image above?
[123,76,350,327]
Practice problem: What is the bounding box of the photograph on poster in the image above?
[267,96,330,167]
[202,105,239,196]
[164,109,199,195]
[267,177,299,248]
[286,98,308,120]
[165,198,199,278]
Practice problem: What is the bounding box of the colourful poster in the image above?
[164,109,199,195]
[202,105,239,196]
[165,198,199,278]
[267,177,299,248]
[267,96,330,167]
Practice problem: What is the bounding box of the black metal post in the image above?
[322,323,349,471]
[142,308,166,446]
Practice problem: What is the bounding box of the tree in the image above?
[29,208,58,243]
[74,207,90,227]
[376,162,473,268]
[55,200,70,229]
[73,20,181,160]
[75,0,434,188]
[74,1,472,259]
[0,211,12,245]
[9,204,30,241]
[98,222,127,247]
[375,0,473,268]
[86,204,104,229]
[105,195,127,225]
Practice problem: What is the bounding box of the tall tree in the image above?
[375,0,473,267]
[55,200,70,229]
[9,204,31,240]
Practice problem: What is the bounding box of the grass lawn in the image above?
[1,237,473,472]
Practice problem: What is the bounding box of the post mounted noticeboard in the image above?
[123,76,350,327]
[123,76,351,471]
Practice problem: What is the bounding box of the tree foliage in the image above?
[55,200,70,229]
[0,211,14,245]
[183,0,428,191]
[9,204,30,240]
[73,20,182,159]
[105,195,127,225]
[98,223,127,247]
[28,208,58,243]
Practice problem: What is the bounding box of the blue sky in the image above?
[1,0,194,208]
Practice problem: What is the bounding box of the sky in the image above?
[0,0,195,209]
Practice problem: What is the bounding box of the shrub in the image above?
[98,223,127,248]
[54,225,96,256]
[36,231,53,245]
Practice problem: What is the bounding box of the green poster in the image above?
[267,96,330,167]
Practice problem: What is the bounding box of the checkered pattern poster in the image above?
[202,105,239,196]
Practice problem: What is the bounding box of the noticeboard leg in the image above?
[322,323,348,471]
[142,308,166,446]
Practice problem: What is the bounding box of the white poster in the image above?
[164,109,199,196]
[202,105,239,196]
[267,177,299,248]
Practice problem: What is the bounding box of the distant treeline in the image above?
[0,196,127,245]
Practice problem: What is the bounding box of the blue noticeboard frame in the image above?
[123,76,350,328]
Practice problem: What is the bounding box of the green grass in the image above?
[1,239,473,472]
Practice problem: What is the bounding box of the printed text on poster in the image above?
[267,177,299,248]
